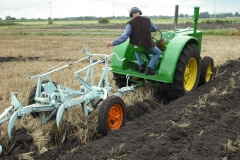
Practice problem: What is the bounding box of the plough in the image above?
[0,46,135,154]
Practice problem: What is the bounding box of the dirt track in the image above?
[1,57,240,159]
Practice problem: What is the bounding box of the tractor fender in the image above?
[158,35,198,83]
[112,39,130,70]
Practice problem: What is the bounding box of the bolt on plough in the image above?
[0,46,135,155]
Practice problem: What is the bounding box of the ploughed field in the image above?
[2,58,240,160]
[60,59,240,160]
[0,23,240,159]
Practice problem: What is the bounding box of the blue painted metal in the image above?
[0,46,132,154]
[56,103,66,127]
[8,111,18,139]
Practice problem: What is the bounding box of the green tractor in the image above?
[111,5,214,99]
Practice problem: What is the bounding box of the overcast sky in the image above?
[0,0,239,19]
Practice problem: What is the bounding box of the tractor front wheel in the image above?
[199,56,214,86]
[98,96,126,136]
[167,44,201,99]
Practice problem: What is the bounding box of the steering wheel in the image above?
[152,28,162,46]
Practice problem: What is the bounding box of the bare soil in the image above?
[0,56,84,63]
[1,57,240,160]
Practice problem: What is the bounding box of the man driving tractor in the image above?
[106,7,161,75]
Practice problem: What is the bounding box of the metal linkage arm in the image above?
[29,57,88,79]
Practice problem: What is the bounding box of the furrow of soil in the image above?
[0,56,84,63]
[1,58,240,160]
[58,58,240,160]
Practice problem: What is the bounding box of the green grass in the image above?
[1,17,239,28]
[0,21,17,26]
[203,28,240,36]
[0,18,239,36]
[111,18,240,24]
[0,28,239,37]
[0,28,123,37]
[1,17,239,26]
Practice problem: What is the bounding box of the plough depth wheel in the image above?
[28,80,57,119]
[98,96,126,136]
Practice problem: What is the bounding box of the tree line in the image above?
[1,12,239,21]
[198,12,239,18]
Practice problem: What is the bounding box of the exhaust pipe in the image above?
[193,6,200,36]
[173,5,179,30]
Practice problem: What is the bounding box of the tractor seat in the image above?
[129,44,163,60]
[129,44,163,72]
[130,44,151,61]
[130,44,148,54]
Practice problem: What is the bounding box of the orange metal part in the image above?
[108,104,123,130]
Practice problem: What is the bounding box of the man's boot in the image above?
[144,67,155,75]
[139,64,145,73]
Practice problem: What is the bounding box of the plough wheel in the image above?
[199,56,214,85]
[98,96,126,136]
[28,80,56,119]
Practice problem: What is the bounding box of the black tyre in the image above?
[98,96,126,136]
[113,73,136,88]
[113,73,126,88]
[199,56,214,86]
[113,73,143,88]
[167,44,201,99]
[28,80,56,118]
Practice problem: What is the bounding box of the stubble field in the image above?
[0,23,240,159]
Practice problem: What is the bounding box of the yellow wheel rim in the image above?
[108,104,123,130]
[184,58,198,91]
[205,63,213,82]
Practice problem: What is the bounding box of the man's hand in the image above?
[106,42,113,47]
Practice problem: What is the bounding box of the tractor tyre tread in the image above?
[199,56,214,86]
[167,44,201,99]
[113,73,126,88]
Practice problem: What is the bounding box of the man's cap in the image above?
[129,7,142,17]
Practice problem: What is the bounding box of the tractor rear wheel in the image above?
[113,73,136,88]
[199,56,214,86]
[98,96,126,136]
[113,73,143,88]
[167,44,201,99]
[113,73,126,88]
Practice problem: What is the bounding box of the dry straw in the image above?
[0,34,239,155]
